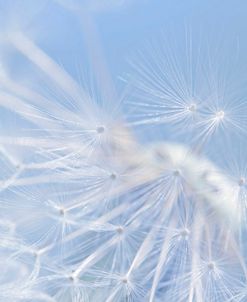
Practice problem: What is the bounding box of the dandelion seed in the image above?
[173,169,180,177]
[215,110,225,120]
[207,261,216,271]
[239,177,246,187]
[110,172,117,180]
[116,226,124,234]
[96,125,105,134]
[122,277,128,284]
[187,103,197,113]
[179,228,190,238]
[59,207,66,216]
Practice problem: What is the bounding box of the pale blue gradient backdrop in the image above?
[1,0,247,167]
[1,0,247,77]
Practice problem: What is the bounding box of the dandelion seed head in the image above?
[0,9,246,302]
